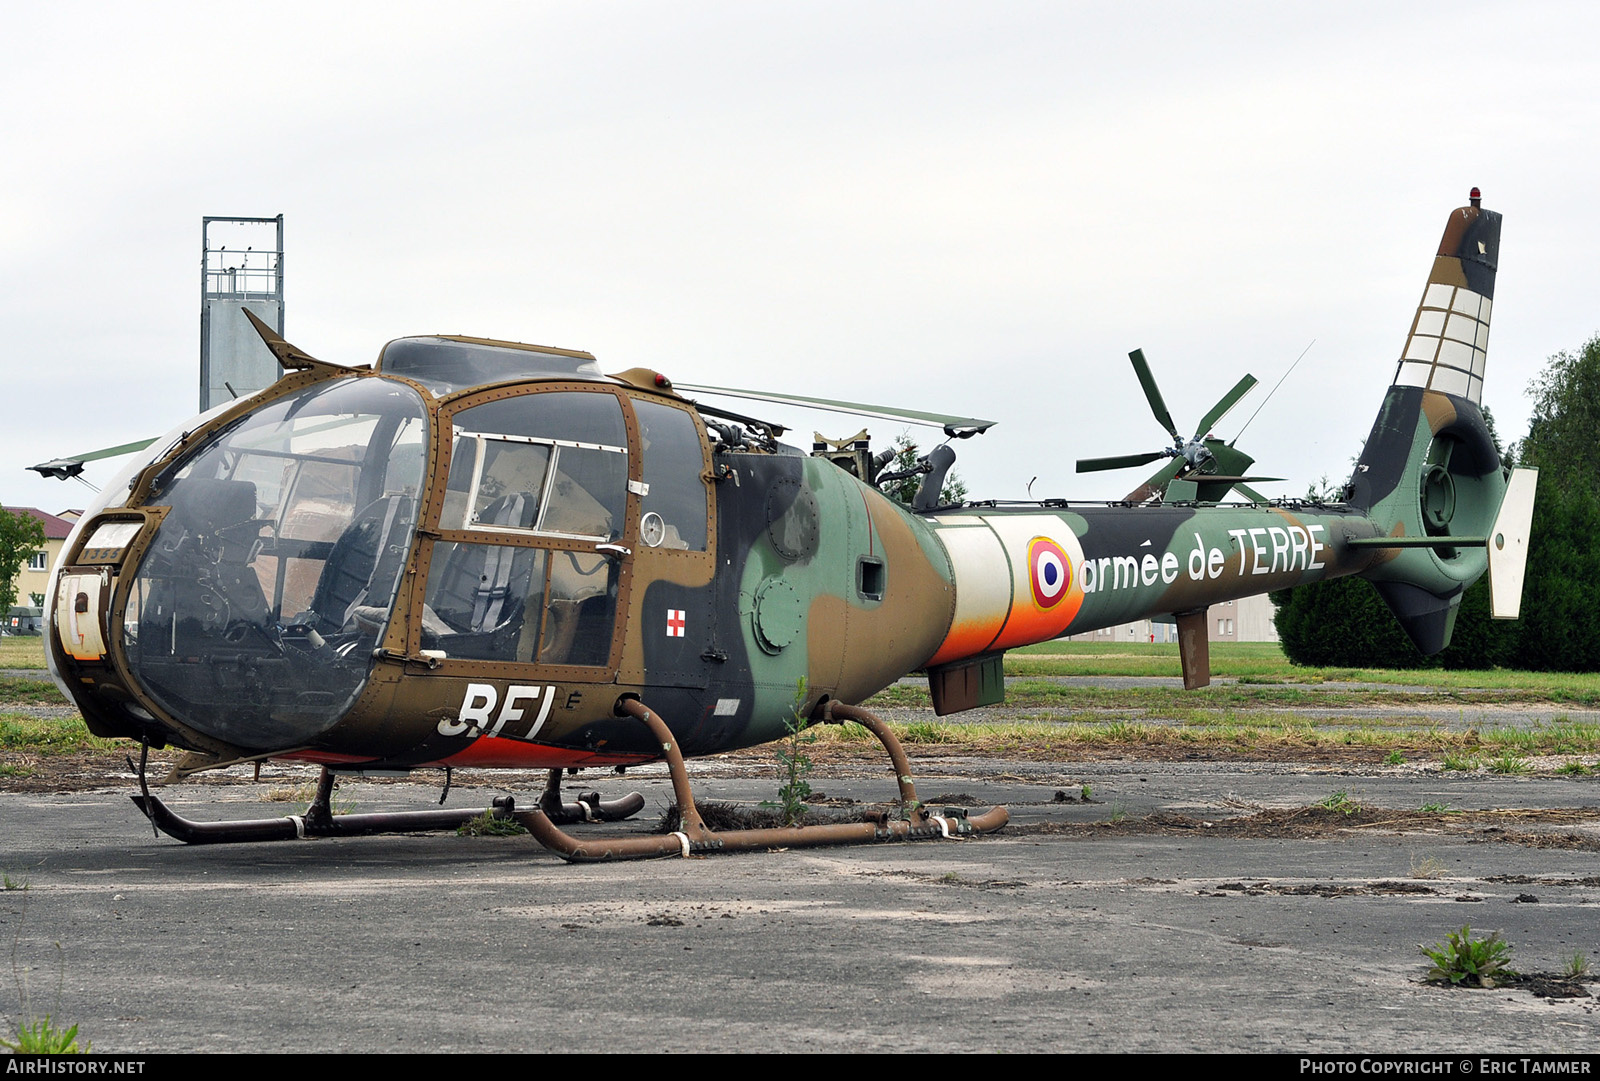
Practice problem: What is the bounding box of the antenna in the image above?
[1231,339,1315,445]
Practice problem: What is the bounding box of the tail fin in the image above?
[1346,191,1510,654]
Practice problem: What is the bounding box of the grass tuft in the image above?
[457,811,527,837]
[0,717,113,756]
[1486,750,1532,775]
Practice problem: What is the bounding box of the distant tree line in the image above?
[1272,333,1600,671]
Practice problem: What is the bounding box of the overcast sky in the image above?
[3,1,1596,513]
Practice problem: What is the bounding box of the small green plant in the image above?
[2,1016,89,1054]
[1107,799,1128,823]
[1318,790,1360,816]
[768,680,816,827]
[2,874,28,891]
[1420,925,1515,988]
[457,811,528,837]
[1565,951,1590,979]
[1080,784,1092,801]
[1384,750,1405,765]
[1442,752,1478,772]
[1487,750,1532,775]
[1419,802,1450,814]
[1557,761,1591,775]
[5,939,89,1055]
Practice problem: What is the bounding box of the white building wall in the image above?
[1067,593,1279,644]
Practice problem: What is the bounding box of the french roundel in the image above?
[1029,537,1071,609]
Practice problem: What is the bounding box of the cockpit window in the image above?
[421,542,618,667]
[445,393,629,542]
[377,337,604,395]
[633,399,709,551]
[124,377,427,748]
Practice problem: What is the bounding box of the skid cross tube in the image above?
[539,767,647,823]
[513,698,1009,862]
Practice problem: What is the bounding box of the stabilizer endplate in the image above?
[1488,467,1538,619]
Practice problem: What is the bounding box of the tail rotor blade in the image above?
[1129,349,1180,442]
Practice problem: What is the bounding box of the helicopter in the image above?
[40,190,1535,861]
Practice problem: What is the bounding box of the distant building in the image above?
[1067,593,1280,645]
[4,507,77,610]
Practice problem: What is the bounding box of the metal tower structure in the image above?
[200,215,284,412]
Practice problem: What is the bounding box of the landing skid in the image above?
[129,702,1008,859]
[132,765,644,845]
[512,699,1009,862]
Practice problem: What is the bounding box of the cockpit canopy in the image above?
[113,366,714,754]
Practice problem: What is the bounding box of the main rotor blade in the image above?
[674,384,995,438]
[1128,349,1180,442]
[65,438,159,463]
[29,437,160,481]
[1193,373,1259,438]
[1076,451,1168,473]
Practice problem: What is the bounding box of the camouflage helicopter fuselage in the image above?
[45,198,1521,778]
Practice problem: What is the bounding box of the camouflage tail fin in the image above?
[1344,191,1509,654]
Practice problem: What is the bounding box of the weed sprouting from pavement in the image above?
[1409,855,1448,880]
[1420,925,1515,988]
[1318,790,1361,816]
[3,1014,89,1055]
[768,680,816,827]
[457,811,527,837]
[7,898,89,1055]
